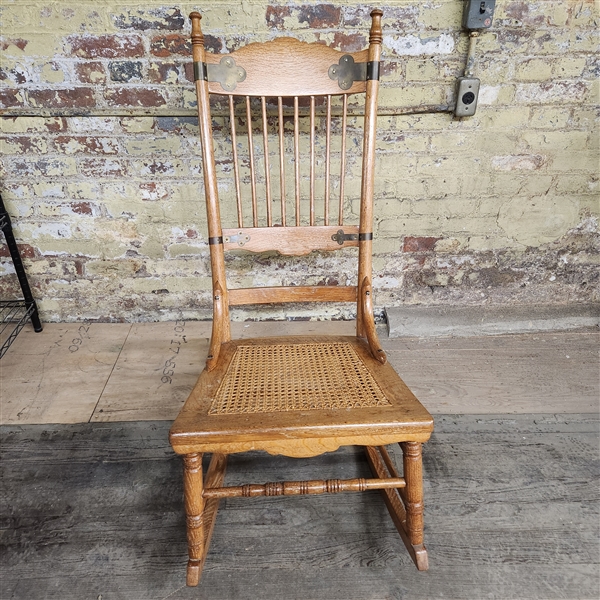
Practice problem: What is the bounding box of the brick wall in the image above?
[1,1,598,322]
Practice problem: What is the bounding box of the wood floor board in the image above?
[1,416,598,599]
[90,321,211,422]
[386,336,599,414]
[5,564,596,600]
[0,323,129,425]
[389,328,599,350]
[2,322,597,424]
[178,564,599,600]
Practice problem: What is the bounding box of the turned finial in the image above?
[189,11,204,46]
[369,9,383,44]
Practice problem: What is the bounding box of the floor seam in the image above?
[88,323,133,423]
[160,585,186,600]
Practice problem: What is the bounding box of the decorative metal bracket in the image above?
[331,230,373,245]
[193,56,246,92]
[328,55,380,90]
[331,230,359,245]
[224,232,251,247]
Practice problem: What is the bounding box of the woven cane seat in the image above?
[209,342,391,415]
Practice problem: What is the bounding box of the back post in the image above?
[190,12,231,366]
[357,9,383,338]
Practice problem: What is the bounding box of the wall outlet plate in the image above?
[462,0,496,29]
[454,77,480,117]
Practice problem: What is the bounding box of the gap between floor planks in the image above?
[1,321,597,425]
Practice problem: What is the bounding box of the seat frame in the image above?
[169,10,433,587]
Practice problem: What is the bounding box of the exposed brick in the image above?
[78,158,129,178]
[140,182,169,201]
[109,61,143,82]
[155,116,197,133]
[494,28,535,50]
[204,35,224,54]
[516,81,588,104]
[46,117,69,132]
[343,5,418,30]
[135,159,183,177]
[104,88,166,107]
[112,8,185,31]
[67,34,144,59]
[504,1,546,26]
[150,34,191,57]
[0,243,38,259]
[0,39,28,52]
[0,64,29,85]
[27,88,95,109]
[326,32,367,52]
[183,62,194,83]
[12,158,77,177]
[403,236,443,252]
[71,202,94,215]
[300,3,341,27]
[0,136,47,153]
[2,183,33,203]
[54,136,120,155]
[39,61,65,84]
[266,4,341,29]
[32,183,65,197]
[0,89,24,108]
[148,62,183,84]
[74,259,85,276]
[74,62,106,84]
[0,117,68,133]
[341,5,371,27]
[265,5,292,28]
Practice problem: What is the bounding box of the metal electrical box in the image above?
[462,0,496,29]
[454,77,480,116]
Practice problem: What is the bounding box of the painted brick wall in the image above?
[0,1,598,322]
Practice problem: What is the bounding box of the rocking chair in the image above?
[169,9,434,586]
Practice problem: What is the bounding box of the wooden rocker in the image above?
[169,9,434,586]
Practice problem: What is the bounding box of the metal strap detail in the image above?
[329,56,381,90]
[331,229,358,245]
[193,61,208,82]
[359,232,373,241]
[193,57,246,91]
[366,61,380,82]
[208,236,224,245]
[224,232,250,247]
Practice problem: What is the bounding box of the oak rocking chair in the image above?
[169,9,434,586]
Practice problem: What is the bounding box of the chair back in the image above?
[189,10,384,367]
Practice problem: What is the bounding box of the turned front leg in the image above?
[401,441,428,570]
[183,453,205,586]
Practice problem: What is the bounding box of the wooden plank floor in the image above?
[1,415,598,599]
[1,322,598,424]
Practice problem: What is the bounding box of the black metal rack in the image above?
[0,192,43,358]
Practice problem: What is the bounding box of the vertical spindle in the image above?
[309,95,315,226]
[245,96,258,227]
[229,95,243,228]
[324,95,331,226]
[261,97,272,227]
[339,94,348,226]
[294,96,300,226]
[278,97,286,226]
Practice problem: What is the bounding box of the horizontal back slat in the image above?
[228,285,358,306]
[206,39,369,97]
[222,225,359,256]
